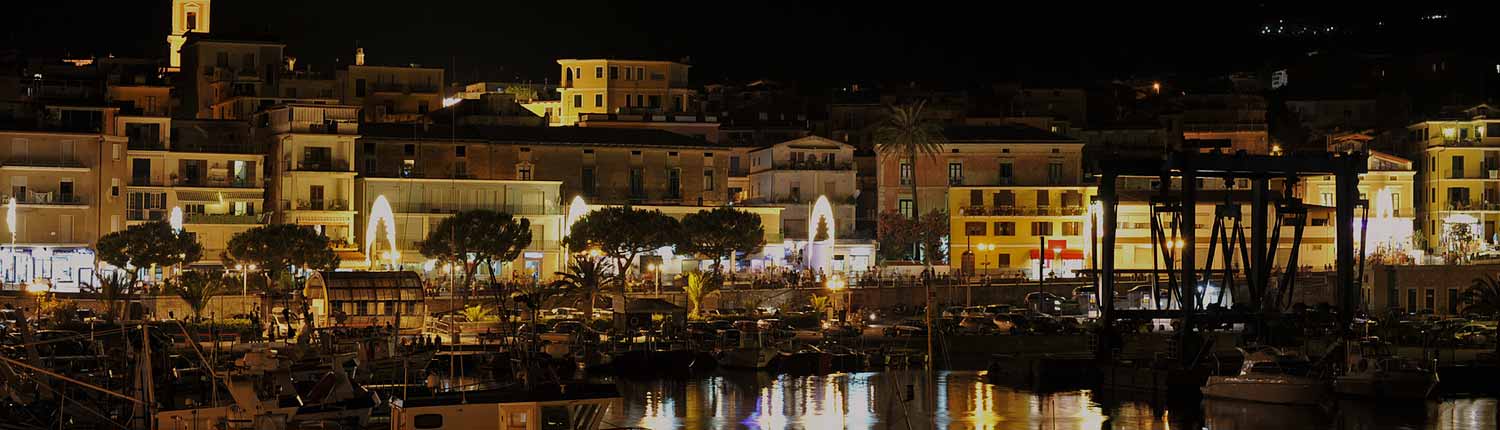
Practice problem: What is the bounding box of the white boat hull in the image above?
[1201,375,1329,405]
[1334,372,1437,400]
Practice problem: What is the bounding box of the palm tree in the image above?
[95,272,136,322]
[460,304,495,323]
[551,256,614,327]
[169,271,226,322]
[683,271,716,319]
[1463,275,1500,354]
[809,295,832,320]
[874,100,946,222]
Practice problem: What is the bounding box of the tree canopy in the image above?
[878,210,949,264]
[95,220,203,280]
[168,271,226,321]
[551,255,613,326]
[563,206,679,279]
[676,207,765,272]
[225,224,339,283]
[418,209,533,290]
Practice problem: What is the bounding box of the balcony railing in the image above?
[368,82,440,94]
[128,209,167,221]
[185,213,264,225]
[130,177,166,187]
[295,159,351,172]
[1447,202,1500,211]
[772,161,855,171]
[4,156,85,169]
[958,206,1086,217]
[398,202,561,215]
[288,199,350,211]
[8,194,87,206]
[173,177,259,188]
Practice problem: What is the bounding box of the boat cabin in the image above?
[304,271,426,330]
[390,383,619,430]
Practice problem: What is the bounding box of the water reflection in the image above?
[601,370,1499,430]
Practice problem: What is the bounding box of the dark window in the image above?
[594,67,603,78]
[1062,222,1081,236]
[355,79,366,97]
[582,167,596,196]
[969,190,983,206]
[667,168,681,198]
[215,52,228,67]
[185,11,197,30]
[995,222,1016,236]
[241,53,255,70]
[648,95,661,108]
[1048,163,1063,184]
[573,95,582,108]
[594,94,603,107]
[999,163,1014,184]
[404,144,415,156]
[898,199,913,218]
[455,146,466,157]
[418,101,429,114]
[965,222,986,236]
[609,66,619,79]
[413,414,443,429]
[1032,221,1053,236]
[1407,289,1417,312]
[899,163,913,185]
[1425,289,1436,311]
[703,169,715,191]
[1449,288,1460,314]
[630,168,644,197]
[948,163,963,185]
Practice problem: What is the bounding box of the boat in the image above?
[1333,338,1437,400]
[715,329,780,369]
[1201,347,1330,405]
[390,383,619,430]
[823,344,867,372]
[156,346,378,430]
[778,345,833,374]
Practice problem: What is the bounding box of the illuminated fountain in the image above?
[364,195,400,269]
[805,195,836,272]
[565,195,590,238]
[169,206,184,233]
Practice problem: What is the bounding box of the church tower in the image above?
[167,0,211,70]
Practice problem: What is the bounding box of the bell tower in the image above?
[167,0,212,70]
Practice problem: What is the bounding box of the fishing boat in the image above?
[715,329,780,369]
[389,383,619,430]
[1333,338,1437,400]
[778,345,833,374]
[1201,347,1330,405]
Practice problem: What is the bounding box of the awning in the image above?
[176,190,263,202]
[1029,249,1085,260]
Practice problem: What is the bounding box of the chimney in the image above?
[355,48,366,66]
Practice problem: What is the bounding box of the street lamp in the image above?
[647,263,660,295]
[826,274,846,322]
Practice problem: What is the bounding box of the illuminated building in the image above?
[337,50,445,123]
[176,35,287,119]
[255,104,363,263]
[891,124,1083,266]
[554,59,697,126]
[1303,150,1417,260]
[744,136,874,271]
[1408,105,1500,254]
[125,119,266,266]
[166,0,211,71]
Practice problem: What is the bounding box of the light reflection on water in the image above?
[601,370,1499,430]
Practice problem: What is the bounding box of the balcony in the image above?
[9,193,87,206]
[173,143,261,154]
[185,213,264,225]
[369,82,440,94]
[130,177,166,187]
[289,199,350,211]
[958,206,1087,217]
[1447,202,1500,211]
[295,159,351,172]
[773,160,854,171]
[173,177,259,189]
[397,202,561,215]
[3,156,85,170]
[128,209,167,221]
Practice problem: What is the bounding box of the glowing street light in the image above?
[169,206,184,233]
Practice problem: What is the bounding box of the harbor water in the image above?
[598,370,1498,430]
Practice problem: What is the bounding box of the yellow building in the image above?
[126,119,266,266]
[1409,105,1500,254]
[948,186,1095,278]
[554,59,695,126]
[1302,151,1417,259]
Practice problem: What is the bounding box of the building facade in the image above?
[259,104,362,257]
[126,119,265,265]
[1409,106,1500,256]
[555,59,696,126]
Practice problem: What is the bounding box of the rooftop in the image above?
[361,123,722,148]
[943,124,1079,143]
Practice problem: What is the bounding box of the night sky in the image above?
[4,1,1482,88]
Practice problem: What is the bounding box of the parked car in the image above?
[756,306,780,316]
[884,319,929,337]
[1453,324,1496,347]
[822,323,862,339]
[957,317,996,335]
[941,306,967,319]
